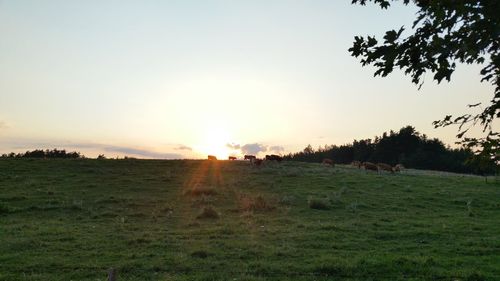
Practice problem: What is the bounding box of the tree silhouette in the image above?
[284,125,496,175]
[349,0,499,163]
[0,149,83,159]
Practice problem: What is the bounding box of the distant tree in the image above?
[467,153,497,180]
[349,0,499,163]
[24,149,45,158]
[97,154,106,159]
[0,149,84,159]
[303,144,314,154]
[352,139,374,162]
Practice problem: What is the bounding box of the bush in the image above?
[190,250,210,258]
[239,194,275,212]
[308,198,331,210]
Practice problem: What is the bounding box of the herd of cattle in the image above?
[207,154,283,166]
[207,155,404,173]
[349,160,405,173]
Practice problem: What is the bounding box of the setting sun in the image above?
[195,127,236,160]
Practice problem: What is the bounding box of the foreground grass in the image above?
[0,159,499,281]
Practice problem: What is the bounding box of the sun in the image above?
[195,127,235,159]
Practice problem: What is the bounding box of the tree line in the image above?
[1,149,83,159]
[284,126,498,176]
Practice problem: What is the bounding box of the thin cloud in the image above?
[226,143,241,150]
[269,145,285,154]
[175,145,192,151]
[0,121,8,129]
[241,143,267,155]
[0,139,183,159]
[71,143,183,159]
[102,145,182,159]
[227,143,285,155]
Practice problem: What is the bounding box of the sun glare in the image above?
[195,127,235,159]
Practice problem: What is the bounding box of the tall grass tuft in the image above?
[239,194,275,212]
[467,199,474,217]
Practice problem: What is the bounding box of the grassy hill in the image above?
[0,159,499,281]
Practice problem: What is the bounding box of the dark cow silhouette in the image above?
[265,154,283,162]
[363,162,378,172]
[322,158,334,166]
[207,155,217,161]
[228,156,237,161]
[244,155,256,161]
[393,164,405,172]
[377,163,394,173]
[351,161,362,169]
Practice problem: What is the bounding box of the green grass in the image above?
[0,159,499,281]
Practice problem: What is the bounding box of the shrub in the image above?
[308,198,331,210]
[239,194,275,212]
[191,250,210,258]
[467,199,474,217]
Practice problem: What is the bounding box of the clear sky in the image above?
[0,0,496,159]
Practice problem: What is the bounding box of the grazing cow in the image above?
[228,156,237,161]
[393,164,405,172]
[363,162,378,172]
[265,154,283,162]
[322,158,334,167]
[244,155,256,161]
[377,163,394,173]
[207,155,217,161]
[351,161,362,169]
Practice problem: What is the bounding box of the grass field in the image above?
[0,159,499,281]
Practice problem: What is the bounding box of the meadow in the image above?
[0,159,499,281]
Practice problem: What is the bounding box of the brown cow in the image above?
[351,161,362,169]
[322,158,334,167]
[207,155,217,161]
[228,156,237,161]
[265,154,283,162]
[393,164,405,172]
[363,162,378,172]
[377,163,394,173]
[244,155,256,161]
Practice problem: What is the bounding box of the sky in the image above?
[0,0,496,159]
